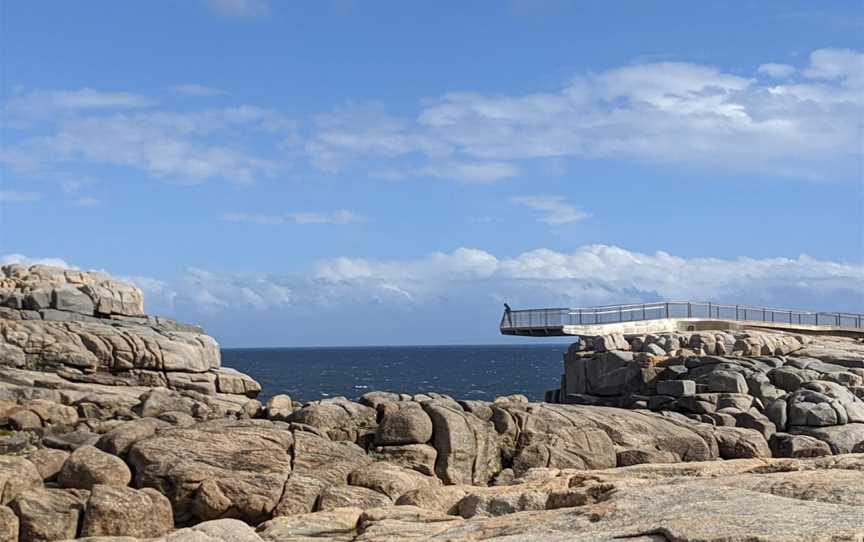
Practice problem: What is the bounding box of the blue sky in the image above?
[1,1,863,347]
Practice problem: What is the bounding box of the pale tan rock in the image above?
[128,419,292,524]
[81,484,174,538]
[257,507,362,542]
[349,461,441,500]
[0,456,42,504]
[10,487,89,542]
[317,485,392,511]
[395,485,469,515]
[160,518,264,542]
[25,448,69,481]
[373,443,437,476]
[0,505,17,542]
[58,445,132,490]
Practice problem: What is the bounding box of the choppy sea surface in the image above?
[222,344,568,403]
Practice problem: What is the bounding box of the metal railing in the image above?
[500,301,864,332]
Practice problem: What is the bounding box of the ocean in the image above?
[221,344,569,403]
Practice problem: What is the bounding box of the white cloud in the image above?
[152,245,863,316]
[510,195,590,224]
[222,209,365,225]
[803,48,863,81]
[305,48,863,181]
[206,0,270,17]
[172,84,229,97]
[4,88,152,122]
[3,100,290,184]
[757,63,796,78]
[0,190,42,202]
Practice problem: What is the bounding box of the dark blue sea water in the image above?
[222,344,568,403]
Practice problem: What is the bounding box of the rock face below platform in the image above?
[555,329,864,455]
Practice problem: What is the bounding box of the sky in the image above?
[1,0,863,347]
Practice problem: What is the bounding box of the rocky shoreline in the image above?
[1,265,863,541]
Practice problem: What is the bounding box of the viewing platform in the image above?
[500,301,864,338]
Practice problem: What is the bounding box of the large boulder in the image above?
[287,397,377,442]
[422,401,501,485]
[10,487,89,542]
[128,420,293,524]
[0,456,43,504]
[372,444,437,476]
[58,445,132,490]
[80,484,174,538]
[317,485,393,511]
[348,462,440,500]
[374,402,433,445]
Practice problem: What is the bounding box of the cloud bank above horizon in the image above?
[3,47,862,188]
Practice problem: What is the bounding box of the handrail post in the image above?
[665,302,669,319]
[642,304,646,320]
[708,302,712,319]
[735,305,739,320]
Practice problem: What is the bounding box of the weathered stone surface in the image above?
[656,379,695,398]
[265,394,294,421]
[58,445,132,490]
[372,444,437,476]
[374,402,433,445]
[354,505,463,541]
[257,507,362,542]
[0,505,17,542]
[292,430,372,487]
[25,448,69,481]
[769,432,833,458]
[395,485,470,515]
[317,485,392,511]
[0,456,43,505]
[288,397,377,442]
[160,518,264,542]
[273,474,328,517]
[713,426,771,459]
[128,420,293,524]
[10,487,89,542]
[423,401,501,485]
[96,417,167,457]
[43,428,101,451]
[792,423,864,454]
[348,462,440,500]
[80,484,174,538]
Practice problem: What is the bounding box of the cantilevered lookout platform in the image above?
[500,301,864,338]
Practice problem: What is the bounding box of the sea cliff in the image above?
[0,265,862,541]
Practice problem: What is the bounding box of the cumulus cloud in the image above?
[222,209,364,225]
[510,195,590,224]
[305,48,863,181]
[206,0,270,17]
[150,245,863,315]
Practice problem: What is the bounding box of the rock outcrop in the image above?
[555,329,864,455]
[0,264,862,540]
